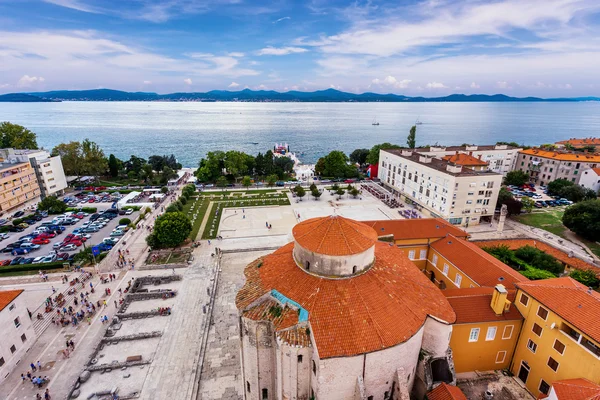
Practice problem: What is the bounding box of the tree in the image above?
[216,176,228,188]
[141,164,154,182]
[335,188,345,198]
[0,122,38,149]
[349,187,360,198]
[366,142,402,165]
[311,188,322,200]
[148,155,166,172]
[483,245,516,266]
[407,125,416,148]
[498,187,514,205]
[242,176,252,188]
[224,150,250,179]
[547,179,573,196]
[570,269,600,288]
[504,170,530,186]
[81,139,107,179]
[160,166,177,184]
[309,183,317,192]
[37,196,67,214]
[119,218,131,225]
[196,151,225,182]
[295,185,306,200]
[273,156,294,177]
[52,141,83,176]
[266,174,278,187]
[108,154,120,177]
[161,186,169,194]
[350,149,370,165]
[147,211,192,248]
[520,196,535,213]
[315,151,355,178]
[562,200,600,241]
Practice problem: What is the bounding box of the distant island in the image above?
[0,88,598,103]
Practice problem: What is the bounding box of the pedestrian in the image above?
[172,268,175,275]
[21,373,25,382]
[30,362,36,372]
[114,300,118,308]
[37,360,41,370]
[103,300,107,308]
[208,239,211,245]
[51,286,56,294]
[69,340,74,350]
[44,388,51,400]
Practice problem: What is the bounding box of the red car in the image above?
[72,214,84,219]
[0,259,11,266]
[88,199,95,203]
[32,238,50,245]
[72,235,87,242]
[37,232,56,239]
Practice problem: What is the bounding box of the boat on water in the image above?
[251,142,259,145]
[415,116,423,125]
[372,117,380,126]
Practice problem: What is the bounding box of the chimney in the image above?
[478,154,482,160]
[491,284,510,315]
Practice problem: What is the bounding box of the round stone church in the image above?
[235,216,457,400]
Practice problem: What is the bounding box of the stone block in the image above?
[126,355,143,362]
[79,370,91,382]
[70,389,80,398]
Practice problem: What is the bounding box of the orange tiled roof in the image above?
[548,378,600,400]
[516,277,600,344]
[277,326,312,347]
[0,289,23,312]
[363,218,469,241]
[236,241,456,359]
[243,298,299,331]
[431,235,529,288]
[442,153,488,166]
[427,383,467,400]
[591,167,600,176]
[557,138,600,146]
[519,148,600,162]
[292,215,378,256]
[443,287,523,323]
[473,239,600,276]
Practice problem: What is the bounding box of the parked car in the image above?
[11,248,29,256]
[125,209,133,215]
[32,256,46,264]
[0,259,11,266]
[56,252,70,261]
[17,223,29,229]
[53,242,63,249]
[10,256,24,264]
[0,219,7,226]
[12,211,24,218]
[110,230,124,237]
[19,257,35,265]
[7,226,24,233]
[20,243,41,251]
[32,238,50,245]
[103,237,119,245]
[42,254,57,263]
[97,243,113,252]
[61,244,77,251]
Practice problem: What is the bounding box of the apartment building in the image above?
[0,290,36,384]
[0,161,40,212]
[515,148,600,186]
[413,144,521,175]
[512,278,600,398]
[378,149,503,227]
[444,285,523,373]
[0,148,67,198]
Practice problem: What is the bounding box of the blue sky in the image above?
[1,0,600,96]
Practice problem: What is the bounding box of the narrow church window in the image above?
[247,381,251,392]
[262,388,268,399]
[312,360,316,374]
[298,355,303,363]
[352,266,357,274]
[306,261,310,271]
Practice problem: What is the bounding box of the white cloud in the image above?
[425,81,447,89]
[274,16,291,23]
[183,78,193,85]
[143,80,152,84]
[496,81,510,89]
[227,52,244,58]
[372,75,411,89]
[17,75,45,87]
[257,46,308,56]
[558,83,573,89]
[43,0,102,14]
[228,82,240,88]
[470,82,480,89]
[256,84,268,90]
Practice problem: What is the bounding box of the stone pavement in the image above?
[198,250,271,400]
[139,245,216,400]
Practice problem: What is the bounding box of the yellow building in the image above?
[511,277,600,397]
[0,162,40,212]
[427,234,528,290]
[364,218,468,269]
[444,285,523,373]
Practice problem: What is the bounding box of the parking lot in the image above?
[507,184,573,209]
[0,202,140,265]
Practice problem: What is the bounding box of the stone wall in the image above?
[293,242,375,277]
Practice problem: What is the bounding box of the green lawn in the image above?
[182,196,210,241]
[514,210,600,258]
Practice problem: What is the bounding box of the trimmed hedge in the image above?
[66,207,98,213]
[0,261,69,274]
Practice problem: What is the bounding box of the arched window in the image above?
[306,261,310,271]
[352,266,357,274]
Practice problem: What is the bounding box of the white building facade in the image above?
[0,290,36,384]
[579,167,600,193]
[515,148,600,186]
[0,148,67,198]
[378,149,503,227]
[414,144,521,176]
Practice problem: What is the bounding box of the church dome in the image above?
[292,215,378,256]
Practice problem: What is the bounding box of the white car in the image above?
[0,233,8,240]
[125,209,133,215]
[61,244,77,251]
[32,256,45,264]
[53,242,63,249]
[532,194,543,199]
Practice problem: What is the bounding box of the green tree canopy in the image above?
[147,211,192,248]
[242,176,252,188]
[547,179,573,196]
[266,174,278,187]
[51,141,83,176]
[37,196,67,214]
[520,196,535,213]
[216,175,228,188]
[562,199,600,241]
[504,170,530,186]
[366,142,402,165]
[349,148,370,165]
[81,139,107,178]
[407,125,416,148]
[0,122,38,149]
[314,151,357,178]
[196,151,225,182]
[311,188,322,200]
[108,154,120,177]
[570,269,600,288]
